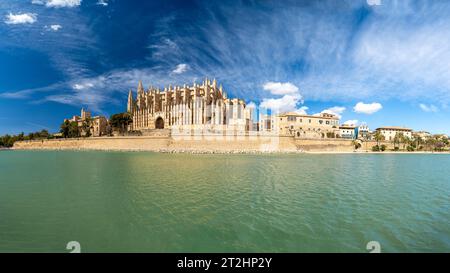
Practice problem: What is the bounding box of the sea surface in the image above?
[0,150,449,252]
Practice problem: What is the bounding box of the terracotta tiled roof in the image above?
[376,126,412,131]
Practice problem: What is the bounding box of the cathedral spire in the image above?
[137,81,144,95]
[127,89,134,113]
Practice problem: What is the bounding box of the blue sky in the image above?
[1,0,450,135]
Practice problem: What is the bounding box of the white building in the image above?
[375,127,412,141]
[339,125,357,139]
[357,124,370,139]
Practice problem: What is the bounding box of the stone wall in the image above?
[294,138,354,152]
[13,136,394,153]
[13,137,170,152]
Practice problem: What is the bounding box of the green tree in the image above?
[110,112,132,133]
[27,132,35,140]
[413,135,423,150]
[393,133,400,150]
[60,120,71,138]
[81,117,92,137]
[374,131,384,147]
[60,120,80,138]
[1,130,53,148]
[425,138,436,151]
[400,133,409,150]
[38,129,49,139]
[68,121,80,138]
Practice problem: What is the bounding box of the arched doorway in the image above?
[155,117,164,129]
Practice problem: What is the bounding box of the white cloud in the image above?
[73,83,94,90]
[7,1,450,120]
[295,106,309,115]
[353,102,382,114]
[246,101,257,109]
[419,103,438,112]
[343,120,359,126]
[33,0,82,8]
[367,0,381,6]
[50,24,62,31]
[260,94,303,113]
[262,82,299,95]
[97,0,108,6]
[321,106,346,119]
[172,64,189,74]
[138,2,450,106]
[4,13,37,25]
[259,82,305,113]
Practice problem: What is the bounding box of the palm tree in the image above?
[393,133,400,150]
[374,131,384,147]
[60,120,70,138]
[400,133,409,150]
[414,135,423,150]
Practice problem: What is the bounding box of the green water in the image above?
[0,151,449,252]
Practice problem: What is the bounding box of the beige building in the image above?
[91,116,108,137]
[127,79,253,134]
[67,108,91,125]
[413,131,432,141]
[260,112,340,138]
[375,126,412,141]
[65,108,108,137]
[339,125,357,139]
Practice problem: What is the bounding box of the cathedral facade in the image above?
[127,79,254,133]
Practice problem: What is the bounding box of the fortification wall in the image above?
[13,136,393,153]
[294,138,354,152]
[13,137,170,151]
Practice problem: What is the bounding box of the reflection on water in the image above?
[0,151,449,252]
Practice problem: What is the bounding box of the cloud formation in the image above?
[3,0,450,122]
[73,83,94,90]
[50,24,62,31]
[321,106,346,119]
[343,120,359,126]
[367,0,381,6]
[33,0,82,8]
[353,102,382,114]
[172,64,189,74]
[419,103,438,113]
[259,82,305,113]
[296,106,309,115]
[97,0,108,6]
[4,13,37,25]
[260,95,302,113]
[263,82,299,95]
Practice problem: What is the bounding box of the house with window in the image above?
[339,125,357,139]
[375,127,412,141]
[357,124,371,139]
[267,112,340,138]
